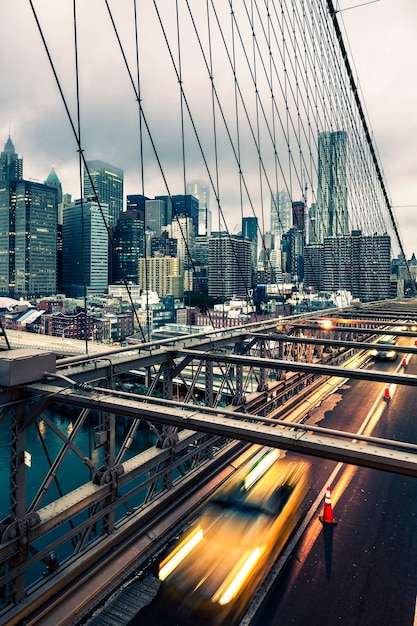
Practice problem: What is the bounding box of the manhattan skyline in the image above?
[1,1,415,258]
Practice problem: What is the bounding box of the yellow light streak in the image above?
[216,546,266,605]
[158,527,203,581]
[243,449,280,490]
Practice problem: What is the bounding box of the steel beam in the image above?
[26,383,417,477]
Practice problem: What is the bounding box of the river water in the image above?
[1,409,157,521]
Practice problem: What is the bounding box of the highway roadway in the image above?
[122,337,417,626]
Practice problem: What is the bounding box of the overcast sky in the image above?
[1,0,416,257]
[339,0,417,258]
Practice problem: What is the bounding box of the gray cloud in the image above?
[2,0,416,257]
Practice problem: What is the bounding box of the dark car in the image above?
[370,340,397,361]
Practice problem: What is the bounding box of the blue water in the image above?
[0,409,157,591]
[0,410,156,521]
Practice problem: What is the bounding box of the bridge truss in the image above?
[1,299,417,624]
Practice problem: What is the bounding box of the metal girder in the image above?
[287,324,417,340]
[25,383,417,477]
[254,332,417,355]
[173,349,417,387]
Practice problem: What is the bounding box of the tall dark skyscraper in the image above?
[316,131,348,242]
[83,160,123,227]
[242,216,258,280]
[126,194,148,221]
[145,198,168,237]
[171,194,199,237]
[112,208,144,284]
[0,181,57,297]
[0,137,57,297]
[0,135,23,183]
[292,201,305,233]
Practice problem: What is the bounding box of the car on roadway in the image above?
[370,339,397,361]
[158,448,311,626]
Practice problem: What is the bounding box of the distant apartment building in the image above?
[151,231,178,258]
[208,236,252,298]
[303,244,324,291]
[138,256,184,298]
[304,231,391,302]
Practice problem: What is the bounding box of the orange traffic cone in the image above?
[384,384,391,400]
[320,485,337,525]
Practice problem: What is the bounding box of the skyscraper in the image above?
[126,194,148,220]
[242,216,258,281]
[0,138,57,297]
[171,216,195,262]
[186,181,211,236]
[16,182,57,297]
[270,190,292,239]
[138,256,183,298]
[316,131,348,242]
[0,135,23,182]
[270,191,292,274]
[62,199,109,296]
[292,201,305,233]
[171,194,199,237]
[112,208,144,284]
[304,230,391,302]
[83,160,123,227]
[208,236,252,298]
[145,199,168,237]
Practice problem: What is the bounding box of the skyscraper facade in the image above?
[208,236,252,298]
[10,181,57,297]
[292,201,305,233]
[0,138,57,298]
[126,194,148,221]
[242,216,258,281]
[112,208,144,284]
[145,199,168,237]
[186,181,211,236]
[0,136,23,183]
[304,230,391,302]
[270,190,292,239]
[171,216,195,262]
[138,256,183,298]
[316,131,348,242]
[62,199,109,296]
[171,194,199,237]
[83,160,123,227]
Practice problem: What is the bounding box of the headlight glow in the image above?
[159,527,203,581]
[215,546,266,605]
[243,449,280,490]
